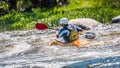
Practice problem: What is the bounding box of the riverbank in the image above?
[0,0,120,31]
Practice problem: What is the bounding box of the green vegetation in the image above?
[0,0,120,31]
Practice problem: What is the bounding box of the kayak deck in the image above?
[48,39,90,47]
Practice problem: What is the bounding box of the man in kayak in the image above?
[56,18,83,43]
[49,18,87,46]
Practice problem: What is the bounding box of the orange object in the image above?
[48,39,90,47]
[73,39,82,47]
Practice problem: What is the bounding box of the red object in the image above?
[35,23,48,30]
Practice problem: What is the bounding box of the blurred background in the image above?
[0,0,120,31]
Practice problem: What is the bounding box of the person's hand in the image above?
[56,30,58,35]
[79,31,83,35]
[56,31,59,38]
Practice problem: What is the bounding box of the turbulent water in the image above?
[0,23,120,68]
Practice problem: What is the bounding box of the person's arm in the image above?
[56,29,61,38]
[75,25,83,34]
[56,31,59,38]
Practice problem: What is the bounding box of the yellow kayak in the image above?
[48,39,90,47]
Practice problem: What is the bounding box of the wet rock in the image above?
[68,18,102,30]
[85,32,96,39]
[112,15,120,23]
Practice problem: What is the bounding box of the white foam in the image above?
[10,41,31,54]
[0,33,10,39]
[0,41,31,58]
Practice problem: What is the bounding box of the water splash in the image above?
[0,24,120,68]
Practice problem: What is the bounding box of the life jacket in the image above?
[68,25,79,42]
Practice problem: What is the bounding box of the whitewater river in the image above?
[0,23,120,68]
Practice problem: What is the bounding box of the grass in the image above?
[0,0,120,31]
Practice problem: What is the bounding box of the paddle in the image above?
[35,23,96,39]
[35,23,48,30]
[35,23,59,30]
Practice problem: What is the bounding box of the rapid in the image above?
[0,23,120,68]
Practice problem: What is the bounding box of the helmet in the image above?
[59,18,68,24]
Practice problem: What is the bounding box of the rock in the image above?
[112,15,120,23]
[68,18,102,30]
[85,32,96,39]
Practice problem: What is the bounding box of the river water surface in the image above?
[0,23,120,68]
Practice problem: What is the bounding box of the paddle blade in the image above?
[35,23,48,30]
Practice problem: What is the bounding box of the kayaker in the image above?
[55,18,83,44]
